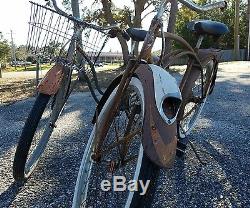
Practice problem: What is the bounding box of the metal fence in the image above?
[173,49,247,65]
[220,49,247,62]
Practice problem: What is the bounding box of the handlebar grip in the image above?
[108,29,130,41]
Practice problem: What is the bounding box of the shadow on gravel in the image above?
[0,93,96,207]
[151,70,250,207]
[152,138,247,207]
[10,95,94,207]
[0,182,24,207]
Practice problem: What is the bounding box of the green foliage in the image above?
[6,63,52,72]
[0,35,11,64]
[16,45,27,61]
[175,0,248,49]
[62,0,158,28]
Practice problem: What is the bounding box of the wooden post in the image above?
[36,56,40,95]
[10,30,17,70]
[234,0,240,60]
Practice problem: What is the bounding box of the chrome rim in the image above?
[72,78,145,208]
[24,98,54,177]
[179,60,214,138]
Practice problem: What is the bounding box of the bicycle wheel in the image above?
[13,93,63,181]
[178,59,215,139]
[73,77,159,208]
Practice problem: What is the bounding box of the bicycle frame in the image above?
[92,0,178,166]
[92,0,225,167]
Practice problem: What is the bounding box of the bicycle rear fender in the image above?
[37,64,64,95]
[135,64,182,168]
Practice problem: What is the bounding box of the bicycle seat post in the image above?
[195,35,204,50]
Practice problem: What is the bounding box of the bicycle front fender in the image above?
[135,64,182,168]
[37,64,64,95]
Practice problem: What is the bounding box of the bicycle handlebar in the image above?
[47,0,129,39]
[178,0,227,12]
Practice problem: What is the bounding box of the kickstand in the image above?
[188,140,207,166]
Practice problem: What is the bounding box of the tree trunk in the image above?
[165,0,178,55]
[71,0,80,18]
[132,0,147,56]
[71,0,83,63]
[101,0,129,64]
[0,64,2,78]
[248,0,250,60]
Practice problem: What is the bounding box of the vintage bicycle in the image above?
[72,0,229,207]
[13,0,129,181]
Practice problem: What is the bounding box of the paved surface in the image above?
[0,62,249,207]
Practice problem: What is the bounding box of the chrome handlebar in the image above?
[178,0,227,12]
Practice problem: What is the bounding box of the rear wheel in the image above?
[178,59,215,139]
[72,77,159,208]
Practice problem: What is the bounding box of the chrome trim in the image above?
[178,0,227,12]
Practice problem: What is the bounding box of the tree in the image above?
[63,0,160,64]
[0,34,11,77]
[165,0,178,55]
[16,45,27,61]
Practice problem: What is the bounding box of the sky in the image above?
[0,0,161,52]
[0,0,31,45]
[0,0,71,45]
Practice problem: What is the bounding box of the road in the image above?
[0,62,249,207]
[1,65,117,79]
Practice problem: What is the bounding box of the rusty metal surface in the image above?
[135,64,177,168]
[139,17,161,62]
[198,48,222,63]
[92,59,139,159]
[37,64,64,95]
[177,49,220,122]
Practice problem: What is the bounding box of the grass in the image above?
[0,65,124,105]
[4,63,53,72]
[3,63,122,72]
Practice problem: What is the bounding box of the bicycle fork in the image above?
[92,61,182,168]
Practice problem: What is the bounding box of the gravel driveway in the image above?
[0,62,249,207]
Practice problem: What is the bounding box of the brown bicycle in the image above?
[72,0,229,207]
[13,0,129,182]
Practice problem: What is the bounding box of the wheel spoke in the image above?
[100,128,141,157]
[74,79,144,207]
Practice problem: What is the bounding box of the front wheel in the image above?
[13,93,64,181]
[72,77,159,208]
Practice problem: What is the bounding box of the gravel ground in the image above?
[0,62,249,207]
